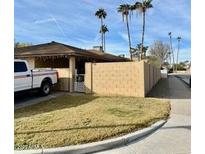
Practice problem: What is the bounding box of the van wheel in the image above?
[40,81,51,96]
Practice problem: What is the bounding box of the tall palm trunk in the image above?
[169,53,172,67]
[125,15,132,60]
[100,18,104,52]
[141,11,146,60]
[169,35,175,72]
[104,34,105,51]
[176,39,180,72]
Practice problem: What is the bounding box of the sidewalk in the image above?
[177,76,191,87]
[95,76,191,154]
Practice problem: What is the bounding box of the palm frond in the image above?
[177,36,182,40]
[100,25,109,33]
[143,0,153,9]
[95,8,107,19]
[117,4,131,22]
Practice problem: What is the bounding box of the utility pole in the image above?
[168,32,175,72]
[176,36,182,72]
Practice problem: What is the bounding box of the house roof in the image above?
[15,41,129,62]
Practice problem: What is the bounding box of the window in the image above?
[14,62,28,72]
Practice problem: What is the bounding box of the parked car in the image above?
[14,59,58,95]
[161,68,168,78]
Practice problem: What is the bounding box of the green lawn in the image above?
[15,95,170,150]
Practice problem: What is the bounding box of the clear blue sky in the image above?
[15,0,191,62]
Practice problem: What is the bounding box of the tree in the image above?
[117,4,133,60]
[100,25,109,51]
[95,8,107,52]
[149,41,169,67]
[132,43,148,59]
[14,41,32,48]
[173,63,186,71]
[131,0,153,59]
[176,36,182,72]
[146,55,161,68]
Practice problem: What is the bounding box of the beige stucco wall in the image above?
[85,61,161,97]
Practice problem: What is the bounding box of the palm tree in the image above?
[137,43,148,58]
[95,8,107,52]
[117,4,133,60]
[168,32,175,72]
[132,43,148,60]
[131,0,153,60]
[100,25,109,52]
[176,36,182,72]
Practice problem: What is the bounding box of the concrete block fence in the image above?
[85,61,161,97]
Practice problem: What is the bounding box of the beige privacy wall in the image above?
[85,61,161,97]
[144,62,161,95]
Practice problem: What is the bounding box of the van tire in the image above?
[40,81,51,96]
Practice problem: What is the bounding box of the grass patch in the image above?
[15,95,170,150]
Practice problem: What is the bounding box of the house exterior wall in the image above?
[85,61,161,97]
[53,68,70,91]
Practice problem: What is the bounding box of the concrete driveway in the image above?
[95,76,191,154]
[14,91,67,110]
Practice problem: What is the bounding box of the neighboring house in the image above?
[14,41,129,92]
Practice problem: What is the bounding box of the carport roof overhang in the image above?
[15,41,130,62]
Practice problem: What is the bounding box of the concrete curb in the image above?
[15,120,166,154]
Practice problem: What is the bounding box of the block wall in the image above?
[85,61,161,97]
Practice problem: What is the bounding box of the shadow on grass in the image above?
[15,95,99,119]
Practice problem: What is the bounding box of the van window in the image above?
[14,62,28,72]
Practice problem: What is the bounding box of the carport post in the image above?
[69,56,76,92]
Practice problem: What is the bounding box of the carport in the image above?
[15,41,129,92]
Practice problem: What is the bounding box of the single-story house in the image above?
[15,41,129,92]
